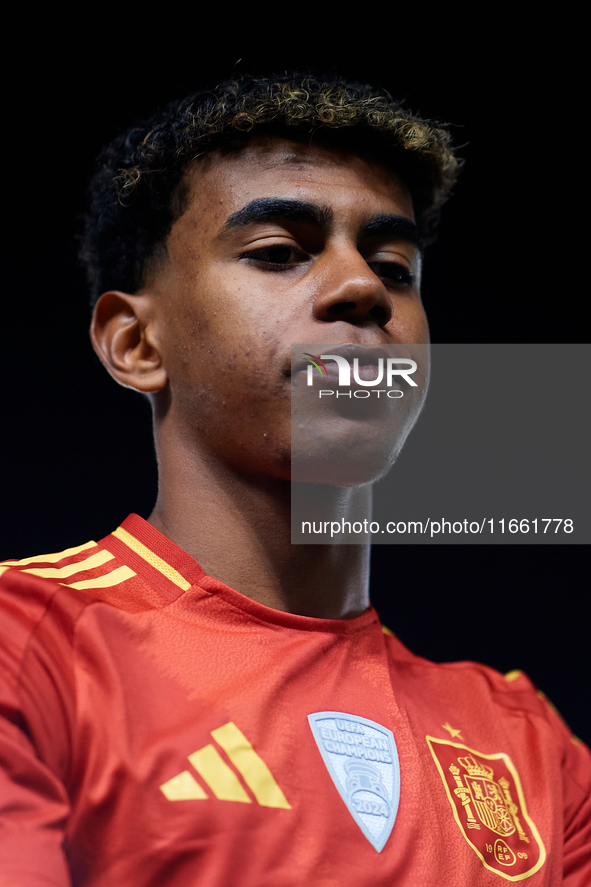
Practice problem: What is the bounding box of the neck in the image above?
[148,423,371,620]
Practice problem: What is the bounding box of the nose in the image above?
[312,246,393,328]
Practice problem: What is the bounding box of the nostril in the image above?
[368,304,389,325]
[324,302,390,325]
[326,302,357,316]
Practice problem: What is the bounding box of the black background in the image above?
[2,23,589,742]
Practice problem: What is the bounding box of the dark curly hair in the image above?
[81,71,462,305]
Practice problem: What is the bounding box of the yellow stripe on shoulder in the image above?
[65,565,136,590]
[0,540,96,568]
[22,550,114,580]
[504,669,523,682]
[112,526,191,591]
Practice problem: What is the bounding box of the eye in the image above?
[368,261,414,288]
[242,245,309,269]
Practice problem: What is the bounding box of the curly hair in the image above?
[81,71,462,305]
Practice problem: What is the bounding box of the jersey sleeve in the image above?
[539,692,591,885]
[0,571,73,886]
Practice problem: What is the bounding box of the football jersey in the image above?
[0,513,589,885]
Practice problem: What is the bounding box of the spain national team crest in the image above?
[426,736,546,881]
[308,711,400,852]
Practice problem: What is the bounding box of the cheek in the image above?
[162,313,283,413]
[156,268,292,410]
[390,299,429,343]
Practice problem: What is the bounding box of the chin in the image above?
[290,404,418,486]
[291,442,402,487]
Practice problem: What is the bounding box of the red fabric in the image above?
[1,515,589,885]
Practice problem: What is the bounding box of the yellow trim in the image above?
[504,670,523,682]
[0,540,95,568]
[160,770,208,801]
[22,550,114,580]
[65,565,136,590]
[536,690,563,718]
[211,722,290,809]
[426,735,546,882]
[188,745,251,803]
[112,527,191,591]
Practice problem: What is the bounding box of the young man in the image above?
[0,73,589,885]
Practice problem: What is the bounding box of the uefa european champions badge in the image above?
[308,711,400,852]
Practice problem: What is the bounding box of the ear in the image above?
[90,291,168,393]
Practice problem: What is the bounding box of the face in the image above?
[143,136,429,483]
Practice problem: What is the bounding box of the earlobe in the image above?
[90,291,168,393]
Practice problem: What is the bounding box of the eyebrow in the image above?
[362,214,424,252]
[218,197,423,251]
[219,198,332,235]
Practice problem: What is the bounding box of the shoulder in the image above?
[0,538,111,772]
[0,532,151,679]
[0,538,122,706]
[0,535,137,598]
[0,517,204,685]
[0,538,105,652]
[381,626,589,757]
[0,517,181,634]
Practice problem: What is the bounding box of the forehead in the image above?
[179,136,415,228]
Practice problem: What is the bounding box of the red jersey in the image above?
[1,513,589,885]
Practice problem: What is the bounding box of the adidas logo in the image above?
[160,721,290,809]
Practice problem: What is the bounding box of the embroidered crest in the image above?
[308,711,400,852]
[426,736,546,881]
